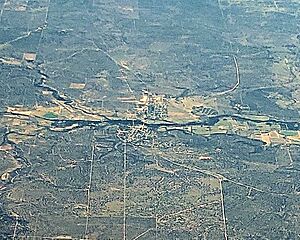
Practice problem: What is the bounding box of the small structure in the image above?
[69,83,86,89]
[136,90,168,120]
[23,52,36,62]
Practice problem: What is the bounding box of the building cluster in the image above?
[136,90,168,120]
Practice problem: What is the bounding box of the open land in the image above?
[0,0,300,239]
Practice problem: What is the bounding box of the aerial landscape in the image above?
[0,0,300,239]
